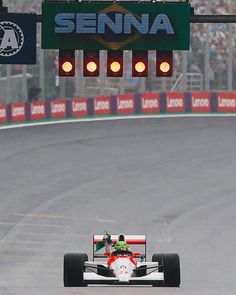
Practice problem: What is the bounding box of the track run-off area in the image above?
[0,116,236,295]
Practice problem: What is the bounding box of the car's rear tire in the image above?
[152,253,180,287]
[64,253,88,287]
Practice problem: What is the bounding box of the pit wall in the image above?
[0,92,236,124]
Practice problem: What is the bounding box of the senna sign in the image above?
[42,2,190,50]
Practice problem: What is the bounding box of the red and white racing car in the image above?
[64,234,180,287]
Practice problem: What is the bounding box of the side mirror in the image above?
[104,251,111,256]
[133,252,141,257]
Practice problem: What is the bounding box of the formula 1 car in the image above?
[64,234,180,287]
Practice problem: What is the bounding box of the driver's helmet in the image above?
[116,241,126,249]
[118,233,125,242]
[116,234,127,250]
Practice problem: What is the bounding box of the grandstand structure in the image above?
[0,0,236,102]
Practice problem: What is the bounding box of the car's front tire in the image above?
[64,253,88,287]
[152,253,180,287]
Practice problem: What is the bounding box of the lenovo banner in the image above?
[30,102,46,120]
[0,105,7,123]
[191,92,211,112]
[117,94,135,115]
[93,96,111,115]
[141,92,160,113]
[51,99,66,118]
[72,98,88,117]
[11,103,26,122]
[217,92,236,112]
[166,92,185,113]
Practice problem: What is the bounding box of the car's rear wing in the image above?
[93,234,147,260]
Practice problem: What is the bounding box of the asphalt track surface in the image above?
[0,117,236,295]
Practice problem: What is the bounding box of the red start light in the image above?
[83,50,100,76]
[132,50,148,77]
[160,61,171,73]
[107,50,123,77]
[156,51,173,77]
[62,61,73,73]
[86,60,98,73]
[59,49,75,77]
[110,61,121,73]
[134,61,146,73]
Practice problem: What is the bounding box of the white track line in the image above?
[0,254,61,259]
[14,232,88,238]
[1,113,236,130]
[14,213,78,221]
[0,221,69,228]
[14,213,116,224]
[83,216,116,223]
[0,273,60,277]
[0,240,75,246]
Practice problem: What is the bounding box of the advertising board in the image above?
[30,102,46,120]
[93,96,111,115]
[51,100,67,118]
[191,92,211,112]
[116,94,135,114]
[166,92,185,113]
[11,103,26,122]
[141,92,160,113]
[72,98,88,117]
[217,92,236,112]
[42,2,190,50]
[0,13,36,64]
[0,105,7,123]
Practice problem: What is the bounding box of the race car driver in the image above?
[113,234,131,253]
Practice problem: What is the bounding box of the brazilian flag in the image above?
[95,240,105,252]
[95,236,113,252]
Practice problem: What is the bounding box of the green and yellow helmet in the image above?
[116,241,126,248]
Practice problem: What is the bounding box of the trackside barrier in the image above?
[1,92,236,125]
[0,104,7,123]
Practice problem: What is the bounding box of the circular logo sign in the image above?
[0,21,24,57]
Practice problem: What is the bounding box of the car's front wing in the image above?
[83,272,164,285]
